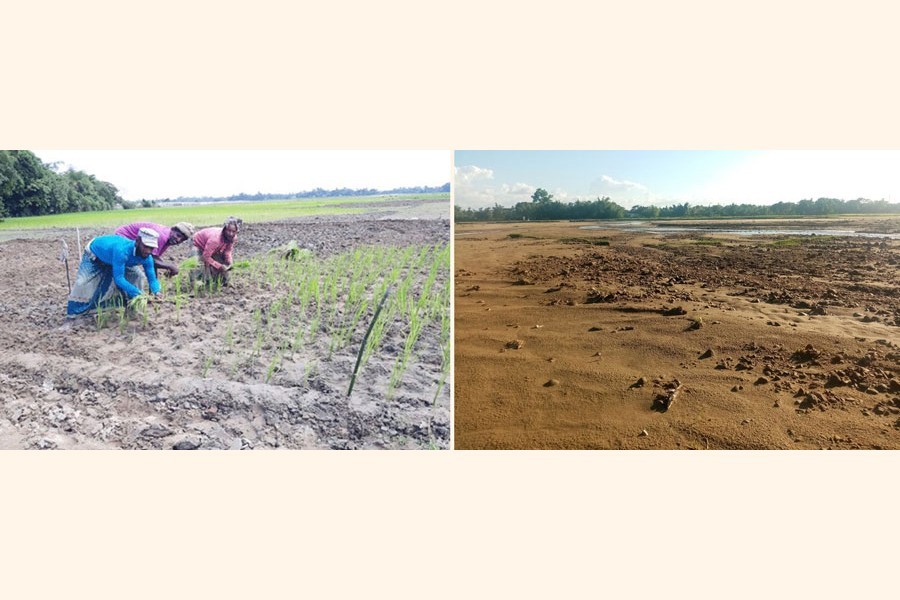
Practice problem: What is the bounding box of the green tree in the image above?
[531,188,553,204]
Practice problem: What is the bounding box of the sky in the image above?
[33,150,452,201]
[454,150,900,209]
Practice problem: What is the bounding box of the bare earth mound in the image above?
[455,218,900,449]
[0,211,451,450]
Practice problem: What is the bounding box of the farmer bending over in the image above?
[192,216,241,285]
[115,221,195,277]
[66,227,162,316]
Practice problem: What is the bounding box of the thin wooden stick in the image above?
[347,286,391,398]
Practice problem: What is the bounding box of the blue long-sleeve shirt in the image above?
[88,235,160,299]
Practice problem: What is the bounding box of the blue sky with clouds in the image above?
[454,150,900,209]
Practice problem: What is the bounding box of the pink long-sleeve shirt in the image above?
[193,226,236,270]
[114,222,173,258]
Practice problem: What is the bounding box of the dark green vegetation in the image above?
[455,187,900,222]
[163,183,450,204]
[0,150,125,217]
[771,235,835,247]
[559,237,610,246]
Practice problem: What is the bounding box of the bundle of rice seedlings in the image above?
[127,295,148,312]
[270,241,313,261]
[179,256,200,271]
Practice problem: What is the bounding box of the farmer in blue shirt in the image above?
[66,227,162,315]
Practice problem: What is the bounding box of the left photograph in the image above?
[0,150,452,449]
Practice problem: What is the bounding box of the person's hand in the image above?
[166,266,179,277]
[223,263,233,271]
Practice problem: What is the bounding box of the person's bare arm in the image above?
[152,255,179,276]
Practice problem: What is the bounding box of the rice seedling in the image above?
[116,303,128,334]
[94,301,107,330]
[432,297,452,404]
[265,351,281,383]
[202,355,214,378]
[225,320,235,349]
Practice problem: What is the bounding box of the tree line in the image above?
[0,150,128,218]
[162,182,451,204]
[455,188,900,222]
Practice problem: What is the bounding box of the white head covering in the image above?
[172,222,195,239]
[138,227,160,248]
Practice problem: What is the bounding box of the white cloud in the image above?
[584,174,655,207]
[454,165,494,185]
[455,165,537,208]
[591,174,649,193]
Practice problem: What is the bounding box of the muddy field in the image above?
[0,206,451,450]
[455,218,900,449]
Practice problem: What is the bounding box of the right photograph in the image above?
[453,150,900,449]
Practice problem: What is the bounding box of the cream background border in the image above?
[3,1,900,598]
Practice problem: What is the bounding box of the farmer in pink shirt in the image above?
[192,216,241,284]
[115,221,195,277]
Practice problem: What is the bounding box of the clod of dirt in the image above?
[631,377,647,388]
[173,439,201,450]
[588,326,603,332]
[544,379,560,387]
[755,377,769,385]
[699,349,714,359]
[505,340,525,350]
[662,306,688,316]
[687,318,703,331]
[141,424,172,438]
[638,429,649,437]
[651,379,682,412]
[798,392,825,410]
[825,373,850,388]
[791,344,822,363]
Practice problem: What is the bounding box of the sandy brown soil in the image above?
[455,218,900,449]
[0,205,451,450]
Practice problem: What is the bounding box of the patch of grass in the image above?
[772,237,803,247]
[770,236,835,247]
[506,233,539,240]
[693,238,723,246]
[559,237,610,246]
